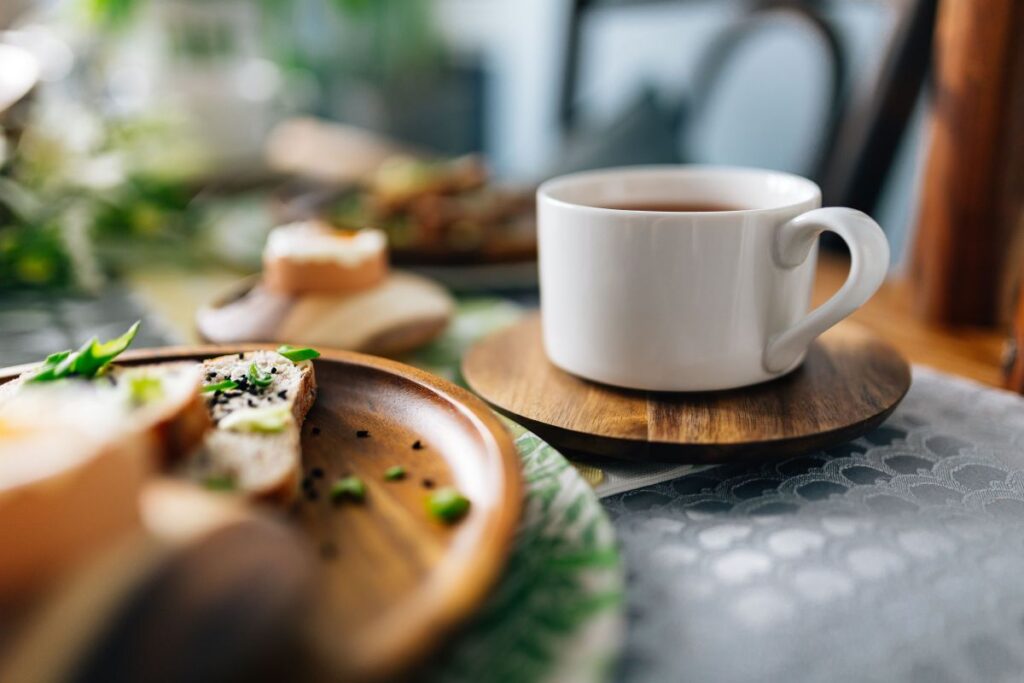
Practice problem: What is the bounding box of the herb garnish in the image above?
[247,362,274,390]
[384,466,406,481]
[330,476,366,502]
[202,379,238,393]
[127,375,163,406]
[29,322,140,383]
[277,345,321,362]
[219,404,291,433]
[426,488,471,524]
[203,476,236,491]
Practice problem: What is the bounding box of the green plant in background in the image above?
[81,0,137,29]
[81,0,442,81]
[0,107,214,291]
[0,0,449,291]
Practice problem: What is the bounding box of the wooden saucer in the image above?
[196,272,454,357]
[462,315,911,463]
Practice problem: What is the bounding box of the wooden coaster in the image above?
[462,315,912,463]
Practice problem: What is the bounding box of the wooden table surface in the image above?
[130,254,1009,389]
[814,252,1006,387]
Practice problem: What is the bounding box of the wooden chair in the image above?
[559,0,937,214]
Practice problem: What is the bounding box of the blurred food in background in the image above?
[275,153,536,266]
[0,0,490,293]
[197,218,454,355]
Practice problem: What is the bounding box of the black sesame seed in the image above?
[247,399,256,407]
[357,430,369,438]
[301,476,314,490]
[311,427,321,436]
[312,467,324,479]
[278,390,287,399]
[422,478,435,489]
[412,440,423,450]
[270,367,278,374]
[237,352,244,359]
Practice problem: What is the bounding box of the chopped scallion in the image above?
[203,476,236,491]
[127,375,163,406]
[330,476,366,502]
[202,379,238,393]
[384,466,406,481]
[426,488,470,524]
[247,362,273,389]
[277,345,321,362]
[28,322,140,383]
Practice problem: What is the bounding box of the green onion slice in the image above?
[218,404,291,433]
[247,362,273,389]
[127,375,164,406]
[277,345,321,362]
[28,322,140,383]
[330,476,366,502]
[426,487,471,524]
[384,466,406,481]
[202,379,238,393]
[203,476,236,491]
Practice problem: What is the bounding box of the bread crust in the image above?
[111,363,212,465]
[148,390,211,465]
[0,428,153,602]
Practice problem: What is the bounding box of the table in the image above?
[813,253,1006,388]
[2,255,1021,683]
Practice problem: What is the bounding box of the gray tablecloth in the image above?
[606,367,1024,683]
[4,291,1024,683]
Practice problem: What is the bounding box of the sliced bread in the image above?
[0,387,155,602]
[189,350,317,502]
[107,363,211,464]
[3,362,211,465]
[262,221,388,296]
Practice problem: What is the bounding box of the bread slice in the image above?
[108,363,211,464]
[0,387,155,603]
[2,362,210,466]
[188,350,316,502]
[262,221,388,296]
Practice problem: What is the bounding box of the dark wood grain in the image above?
[910,0,1024,325]
[462,315,911,463]
[0,347,523,682]
[1007,288,1024,393]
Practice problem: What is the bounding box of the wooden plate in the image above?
[0,347,523,682]
[462,315,911,463]
[196,272,454,357]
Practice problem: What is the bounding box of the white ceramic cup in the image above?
[537,165,890,391]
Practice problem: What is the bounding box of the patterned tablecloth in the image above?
[605,367,1024,683]
[4,289,1024,683]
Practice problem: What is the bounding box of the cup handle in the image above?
[763,207,890,373]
